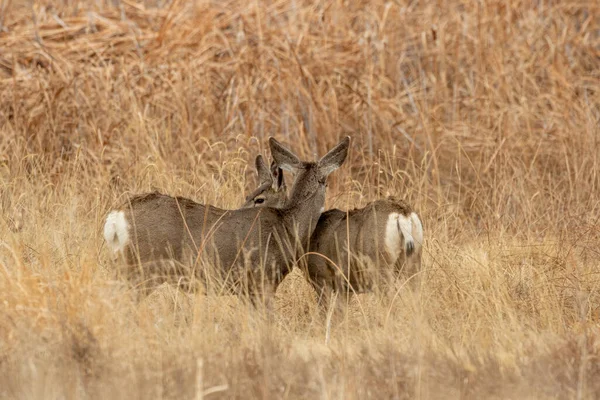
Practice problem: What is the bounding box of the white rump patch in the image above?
[384,213,402,263]
[385,212,418,263]
[397,214,415,256]
[410,212,423,252]
[103,210,130,256]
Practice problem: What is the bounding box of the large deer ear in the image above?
[270,161,286,192]
[255,155,273,186]
[318,136,350,178]
[269,137,303,173]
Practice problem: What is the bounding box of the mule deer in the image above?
[243,170,423,309]
[103,137,350,303]
[305,197,423,306]
[240,155,287,208]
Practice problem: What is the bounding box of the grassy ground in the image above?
[1,0,599,398]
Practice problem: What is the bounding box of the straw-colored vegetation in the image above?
[1,0,599,398]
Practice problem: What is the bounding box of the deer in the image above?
[242,166,423,313]
[102,137,350,305]
[240,154,287,209]
[305,197,423,309]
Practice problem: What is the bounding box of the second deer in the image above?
[305,197,423,307]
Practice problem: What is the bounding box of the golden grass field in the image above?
[1,0,599,398]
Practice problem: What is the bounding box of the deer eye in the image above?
[255,198,265,204]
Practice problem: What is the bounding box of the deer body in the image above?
[305,197,423,299]
[103,137,350,299]
[105,193,302,294]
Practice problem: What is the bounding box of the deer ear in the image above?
[255,155,273,186]
[269,137,303,173]
[270,161,286,192]
[318,136,350,178]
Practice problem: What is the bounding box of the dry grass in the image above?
[1,0,600,398]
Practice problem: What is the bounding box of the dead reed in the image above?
[1,0,599,398]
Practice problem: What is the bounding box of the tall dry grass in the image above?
[1,0,599,398]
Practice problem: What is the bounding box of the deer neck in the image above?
[281,183,324,245]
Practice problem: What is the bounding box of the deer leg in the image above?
[121,260,159,300]
[396,250,422,290]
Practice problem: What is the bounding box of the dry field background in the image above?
[1,0,600,398]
